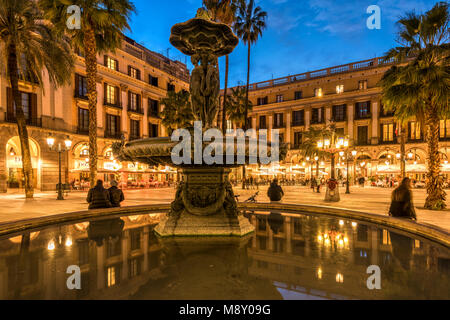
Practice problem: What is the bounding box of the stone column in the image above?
[96,245,105,290]
[121,85,128,138]
[285,112,291,145]
[347,103,354,143]
[371,101,379,145]
[121,230,129,280]
[305,106,311,130]
[143,93,148,138]
[143,226,149,272]
[268,114,273,139]
[371,227,378,265]
[252,117,257,131]
[285,216,292,254]
[268,226,274,251]
[251,216,257,249]
[325,105,331,125]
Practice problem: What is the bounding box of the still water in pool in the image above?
[0,211,448,300]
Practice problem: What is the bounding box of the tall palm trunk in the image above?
[222,55,230,134]
[13,232,30,299]
[242,40,251,189]
[424,106,446,209]
[399,121,406,179]
[84,27,98,188]
[7,43,34,198]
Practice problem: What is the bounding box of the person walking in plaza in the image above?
[268,179,284,202]
[388,177,417,220]
[311,178,316,192]
[108,180,125,208]
[86,180,112,209]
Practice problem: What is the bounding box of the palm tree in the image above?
[160,90,194,135]
[40,0,136,188]
[299,126,330,182]
[380,2,449,210]
[0,0,74,198]
[226,86,253,129]
[202,0,237,134]
[234,0,267,188]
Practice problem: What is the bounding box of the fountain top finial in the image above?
[170,10,238,57]
[195,8,212,20]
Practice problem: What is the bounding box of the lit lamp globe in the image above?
[47,136,55,148]
[64,138,72,149]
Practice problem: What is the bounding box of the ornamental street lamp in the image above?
[339,144,355,194]
[47,135,72,200]
[317,135,347,201]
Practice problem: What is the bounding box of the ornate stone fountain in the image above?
[113,10,286,237]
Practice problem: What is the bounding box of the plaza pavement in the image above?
[0,185,449,232]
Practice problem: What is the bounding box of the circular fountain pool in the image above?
[0,208,448,300]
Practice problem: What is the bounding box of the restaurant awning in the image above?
[376,165,400,173]
[406,163,427,173]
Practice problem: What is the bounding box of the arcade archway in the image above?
[6,137,40,189]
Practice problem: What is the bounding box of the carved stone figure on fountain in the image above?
[204,55,220,127]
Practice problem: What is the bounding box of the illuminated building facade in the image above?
[0,36,189,191]
[223,57,450,183]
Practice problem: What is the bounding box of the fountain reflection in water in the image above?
[0,211,448,300]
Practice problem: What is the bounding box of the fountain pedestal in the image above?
[155,167,254,237]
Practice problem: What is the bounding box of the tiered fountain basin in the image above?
[112,134,287,237]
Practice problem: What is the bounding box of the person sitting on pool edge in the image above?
[267,179,284,202]
[86,180,112,209]
[388,177,417,220]
[108,180,125,208]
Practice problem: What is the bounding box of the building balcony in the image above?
[74,92,88,100]
[273,123,285,129]
[408,138,424,143]
[331,117,347,122]
[5,113,42,127]
[355,114,372,120]
[129,135,141,141]
[291,121,305,127]
[379,112,395,118]
[355,140,370,146]
[378,138,397,145]
[104,101,122,109]
[128,106,144,114]
[148,109,160,118]
[105,132,122,139]
[77,127,89,135]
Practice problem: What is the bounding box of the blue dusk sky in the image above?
[124,0,442,88]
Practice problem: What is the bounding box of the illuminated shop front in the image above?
[5,136,41,189]
[68,143,177,189]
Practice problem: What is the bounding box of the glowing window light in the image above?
[351,222,358,227]
[317,267,323,279]
[336,273,344,283]
[47,240,56,251]
[65,236,73,247]
[339,220,344,226]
